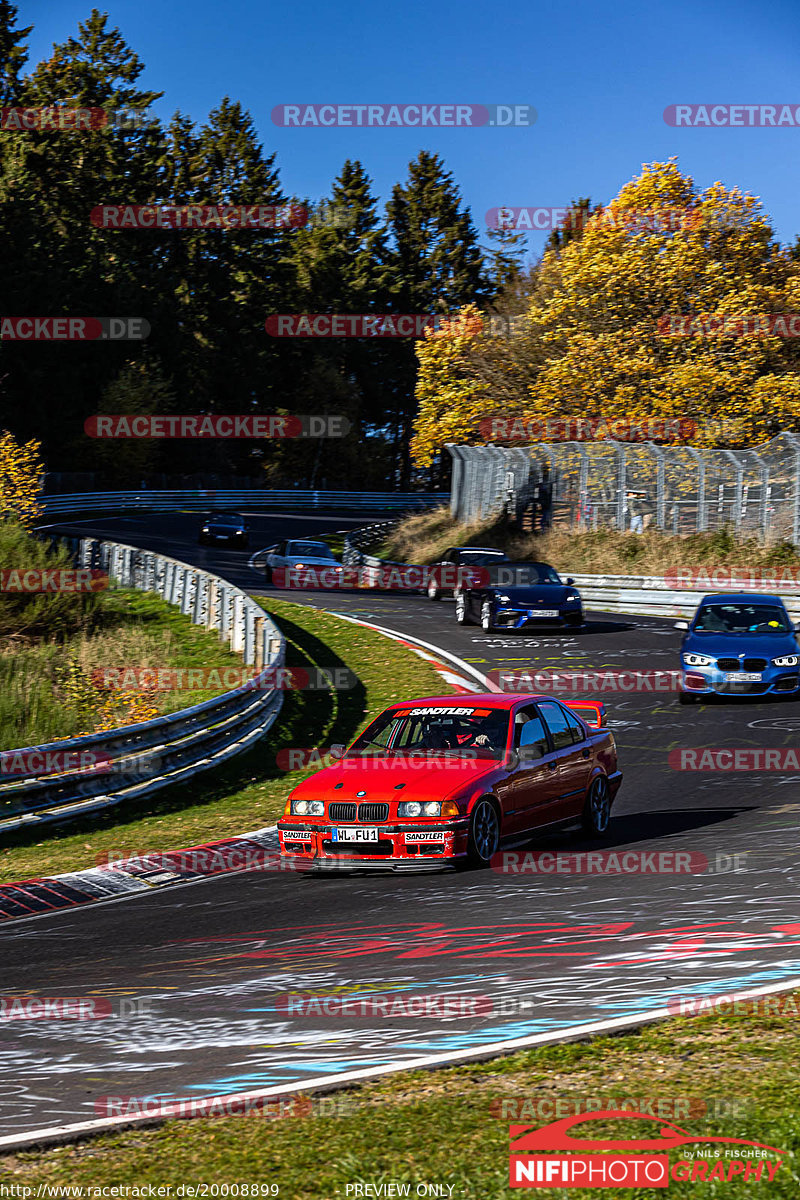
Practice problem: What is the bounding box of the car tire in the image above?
[455,593,472,625]
[679,691,696,705]
[427,579,441,601]
[480,600,494,632]
[466,798,501,867]
[582,775,612,837]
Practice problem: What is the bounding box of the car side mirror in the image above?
[674,620,689,631]
[566,577,575,586]
[329,744,346,760]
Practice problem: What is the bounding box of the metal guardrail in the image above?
[0,540,286,834]
[343,526,800,620]
[38,490,449,517]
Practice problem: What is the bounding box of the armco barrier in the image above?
[0,539,285,834]
[38,490,448,517]
[342,526,800,620]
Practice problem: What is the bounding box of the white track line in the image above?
[5,975,800,1150]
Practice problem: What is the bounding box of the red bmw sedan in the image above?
[278,694,622,871]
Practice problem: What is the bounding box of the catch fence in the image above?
[447,434,800,542]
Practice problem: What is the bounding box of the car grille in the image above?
[743,658,767,672]
[716,658,740,670]
[714,682,768,695]
[358,803,389,821]
[328,802,357,821]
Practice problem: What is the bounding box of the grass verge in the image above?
[0,598,452,884]
[3,998,798,1196]
[381,506,800,576]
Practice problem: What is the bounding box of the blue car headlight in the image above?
[684,653,714,667]
[772,655,799,667]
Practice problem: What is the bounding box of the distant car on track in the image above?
[264,539,342,585]
[676,592,800,703]
[277,693,621,871]
[425,546,507,600]
[198,511,249,547]
[455,561,583,632]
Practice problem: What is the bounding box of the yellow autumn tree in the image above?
[412,160,800,465]
[0,429,43,528]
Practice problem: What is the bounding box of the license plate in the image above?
[723,672,762,682]
[529,609,560,618]
[331,827,378,842]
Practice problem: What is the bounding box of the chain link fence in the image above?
[447,433,800,543]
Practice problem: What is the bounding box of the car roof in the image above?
[390,694,561,711]
[288,539,329,547]
[698,592,786,605]
[208,510,243,519]
[453,546,505,554]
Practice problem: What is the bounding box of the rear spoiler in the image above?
[566,700,607,729]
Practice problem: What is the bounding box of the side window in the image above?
[563,707,586,744]
[275,541,286,556]
[537,701,575,751]
[514,704,550,757]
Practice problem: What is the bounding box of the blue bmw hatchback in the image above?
[676,592,800,703]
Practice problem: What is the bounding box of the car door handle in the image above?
[582,748,590,758]
[547,761,557,771]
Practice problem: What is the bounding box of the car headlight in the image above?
[291,799,324,816]
[772,655,799,667]
[398,800,442,817]
[496,594,511,604]
[565,594,580,603]
[684,653,714,667]
[202,526,210,533]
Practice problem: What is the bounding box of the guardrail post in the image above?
[254,615,265,670]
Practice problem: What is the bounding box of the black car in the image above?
[425,546,508,600]
[455,561,583,632]
[198,511,249,547]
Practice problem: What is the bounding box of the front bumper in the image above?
[681,667,800,697]
[493,607,583,629]
[277,818,471,869]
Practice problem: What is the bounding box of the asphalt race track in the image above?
[3,511,800,1139]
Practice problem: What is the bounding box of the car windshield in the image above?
[458,550,506,565]
[288,542,335,558]
[348,704,510,760]
[486,561,562,586]
[694,603,790,634]
[207,512,243,525]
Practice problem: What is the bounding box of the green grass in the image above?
[0,589,247,747]
[0,598,452,884]
[4,998,798,1196]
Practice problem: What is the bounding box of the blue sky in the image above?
[26,0,800,257]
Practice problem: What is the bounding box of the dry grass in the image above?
[383,506,800,576]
